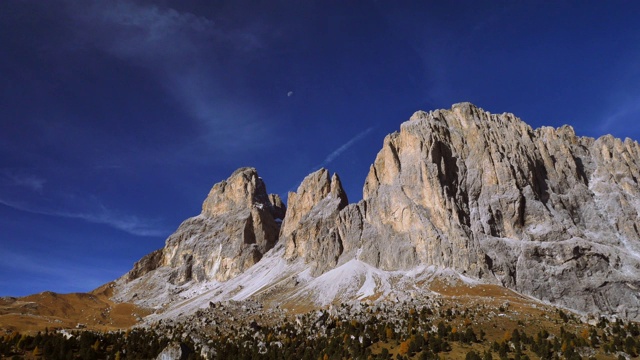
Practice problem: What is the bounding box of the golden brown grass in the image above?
[0,283,150,334]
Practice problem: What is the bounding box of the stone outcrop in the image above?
[156,342,193,360]
[127,249,163,281]
[126,167,285,284]
[281,168,348,275]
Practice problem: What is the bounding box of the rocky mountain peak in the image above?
[358,103,640,318]
[201,167,276,218]
[281,169,347,239]
[282,168,348,274]
[114,103,640,321]
[120,168,285,289]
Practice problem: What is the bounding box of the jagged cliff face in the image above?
[114,103,640,320]
[346,103,640,317]
[281,169,348,275]
[125,167,285,284]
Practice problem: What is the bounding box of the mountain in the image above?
[109,102,640,322]
[125,167,285,285]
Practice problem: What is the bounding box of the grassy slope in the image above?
[0,283,148,334]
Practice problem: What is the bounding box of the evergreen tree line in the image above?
[0,328,181,359]
[3,303,640,359]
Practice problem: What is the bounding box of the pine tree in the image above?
[465,350,482,360]
[483,350,493,360]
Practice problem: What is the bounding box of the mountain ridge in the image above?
[110,102,640,323]
[7,102,638,336]
[105,102,640,323]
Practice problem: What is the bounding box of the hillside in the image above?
[0,284,147,334]
[2,279,639,359]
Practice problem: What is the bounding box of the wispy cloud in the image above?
[77,0,263,60]
[1,171,46,193]
[67,205,169,237]
[599,97,640,136]
[313,127,375,170]
[1,166,167,237]
[0,196,167,237]
[0,248,123,295]
[88,1,215,60]
[67,0,272,154]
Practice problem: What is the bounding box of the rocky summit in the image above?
[122,167,285,287]
[113,103,640,322]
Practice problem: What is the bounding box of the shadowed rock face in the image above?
[118,103,640,320]
[127,249,163,281]
[126,167,285,284]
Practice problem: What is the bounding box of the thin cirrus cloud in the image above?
[0,196,168,237]
[66,0,272,154]
[1,171,46,193]
[598,98,640,138]
[1,168,167,237]
[0,248,122,295]
[313,127,376,171]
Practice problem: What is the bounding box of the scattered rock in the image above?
[156,342,192,360]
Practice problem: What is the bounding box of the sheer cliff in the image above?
[121,167,285,286]
[337,103,640,318]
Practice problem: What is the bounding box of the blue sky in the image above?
[1,1,639,296]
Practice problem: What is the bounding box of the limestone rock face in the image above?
[340,102,640,318]
[127,249,163,281]
[116,103,640,321]
[268,194,286,220]
[282,168,348,275]
[127,167,284,284]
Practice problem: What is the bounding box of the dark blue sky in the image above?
[1,1,639,296]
